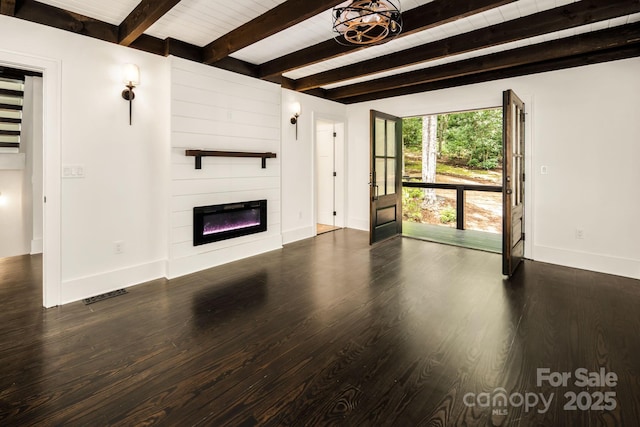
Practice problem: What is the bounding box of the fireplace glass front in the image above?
[193,200,267,246]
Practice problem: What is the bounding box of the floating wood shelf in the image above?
[185,150,277,169]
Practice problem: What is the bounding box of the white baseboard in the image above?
[61,260,166,305]
[30,238,43,255]
[534,245,640,280]
[282,226,315,244]
[347,218,369,231]
[167,234,283,279]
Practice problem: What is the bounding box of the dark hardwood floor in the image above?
[1,229,639,426]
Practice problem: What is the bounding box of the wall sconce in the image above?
[121,64,140,125]
[290,102,301,140]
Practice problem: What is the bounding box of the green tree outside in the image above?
[403,108,503,171]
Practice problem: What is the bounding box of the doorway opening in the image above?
[315,117,345,236]
[401,108,503,253]
[0,52,59,308]
[0,66,44,258]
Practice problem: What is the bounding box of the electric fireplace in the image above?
[193,200,267,246]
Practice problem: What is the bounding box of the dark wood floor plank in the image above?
[1,229,639,425]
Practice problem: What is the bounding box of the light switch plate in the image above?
[62,164,85,178]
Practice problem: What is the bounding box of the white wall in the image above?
[0,169,29,258]
[281,89,347,243]
[0,16,171,304]
[167,57,282,278]
[346,58,640,280]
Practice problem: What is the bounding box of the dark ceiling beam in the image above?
[118,0,182,46]
[212,57,260,79]
[5,0,263,81]
[202,0,345,65]
[129,33,166,56]
[0,0,16,16]
[164,38,203,62]
[161,38,260,78]
[340,44,640,104]
[258,0,515,79]
[293,0,640,91]
[327,22,640,100]
[14,0,119,43]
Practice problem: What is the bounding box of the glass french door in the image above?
[370,110,402,244]
[502,89,526,276]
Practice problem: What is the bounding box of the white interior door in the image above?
[316,119,335,227]
[315,117,346,231]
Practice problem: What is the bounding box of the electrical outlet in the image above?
[114,241,124,254]
[576,229,585,240]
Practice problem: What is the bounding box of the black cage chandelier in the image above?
[332,0,402,46]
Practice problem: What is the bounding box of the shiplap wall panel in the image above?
[171,190,281,212]
[171,176,281,196]
[171,134,278,151]
[168,57,282,279]
[173,100,279,128]
[172,67,279,103]
[172,117,280,141]
[172,161,280,180]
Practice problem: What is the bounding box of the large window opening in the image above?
[401,108,503,253]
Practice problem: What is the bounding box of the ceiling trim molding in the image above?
[118,0,183,46]
[292,0,640,91]
[258,0,515,79]
[327,22,640,100]
[202,0,345,65]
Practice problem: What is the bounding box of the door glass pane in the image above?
[511,105,517,207]
[376,158,386,196]
[386,158,396,195]
[375,118,386,157]
[386,121,396,157]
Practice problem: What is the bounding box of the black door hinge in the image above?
[333,132,337,137]
[333,171,337,177]
[333,211,337,216]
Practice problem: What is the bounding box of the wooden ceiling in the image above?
[2,0,639,104]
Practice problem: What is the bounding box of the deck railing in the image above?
[402,181,502,231]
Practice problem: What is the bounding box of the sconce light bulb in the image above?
[292,102,301,116]
[122,63,140,87]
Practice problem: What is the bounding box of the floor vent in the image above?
[83,289,128,305]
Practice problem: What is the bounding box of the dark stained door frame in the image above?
[370,110,402,244]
